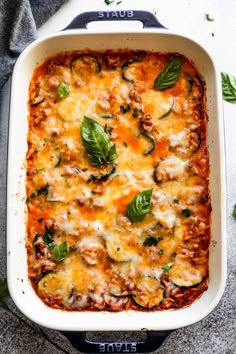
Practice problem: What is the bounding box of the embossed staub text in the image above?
[98,342,137,353]
[98,10,134,19]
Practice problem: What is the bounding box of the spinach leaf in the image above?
[42,226,55,250]
[143,236,163,246]
[154,57,182,90]
[126,189,153,222]
[58,81,70,99]
[81,116,116,167]
[53,241,68,262]
[29,183,49,201]
[221,72,236,103]
[181,208,191,218]
[120,104,131,114]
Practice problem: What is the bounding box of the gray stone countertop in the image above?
[0,0,236,353]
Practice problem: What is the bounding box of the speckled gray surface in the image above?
[1,0,236,351]
[1,75,236,354]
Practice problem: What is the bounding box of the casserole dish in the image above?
[7,10,226,353]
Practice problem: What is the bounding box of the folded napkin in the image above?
[0,0,68,91]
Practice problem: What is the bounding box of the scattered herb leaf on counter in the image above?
[154,57,182,90]
[58,81,70,99]
[105,0,115,4]
[205,13,214,21]
[232,204,236,219]
[126,189,153,222]
[221,72,236,103]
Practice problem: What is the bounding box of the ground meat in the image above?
[140,114,153,132]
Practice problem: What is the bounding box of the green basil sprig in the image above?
[58,81,70,99]
[154,57,182,90]
[81,116,117,168]
[126,189,153,222]
[221,72,236,103]
[53,241,68,262]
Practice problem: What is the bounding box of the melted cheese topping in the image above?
[27,50,211,311]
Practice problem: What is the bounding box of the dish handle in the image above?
[61,330,173,353]
[63,10,166,30]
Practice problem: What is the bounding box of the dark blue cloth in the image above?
[0,0,68,91]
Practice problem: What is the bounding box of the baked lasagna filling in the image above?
[26,50,211,311]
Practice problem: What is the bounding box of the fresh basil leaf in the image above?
[221,72,236,103]
[53,241,68,262]
[162,262,174,275]
[87,154,103,168]
[106,144,117,163]
[81,116,117,167]
[126,189,153,222]
[0,279,9,300]
[58,81,70,99]
[154,57,182,90]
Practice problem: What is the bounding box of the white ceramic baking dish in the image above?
[7,10,227,353]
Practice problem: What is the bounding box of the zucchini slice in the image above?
[109,283,129,297]
[30,95,45,107]
[184,73,205,99]
[56,95,82,122]
[87,163,116,183]
[169,262,203,287]
[38,272,73,303]
[106,236,135,262]
[121,60,140,83]
[141,132,156,156]
[71,54,101,76]
[133,276,164,308]
[158,98,175,119]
